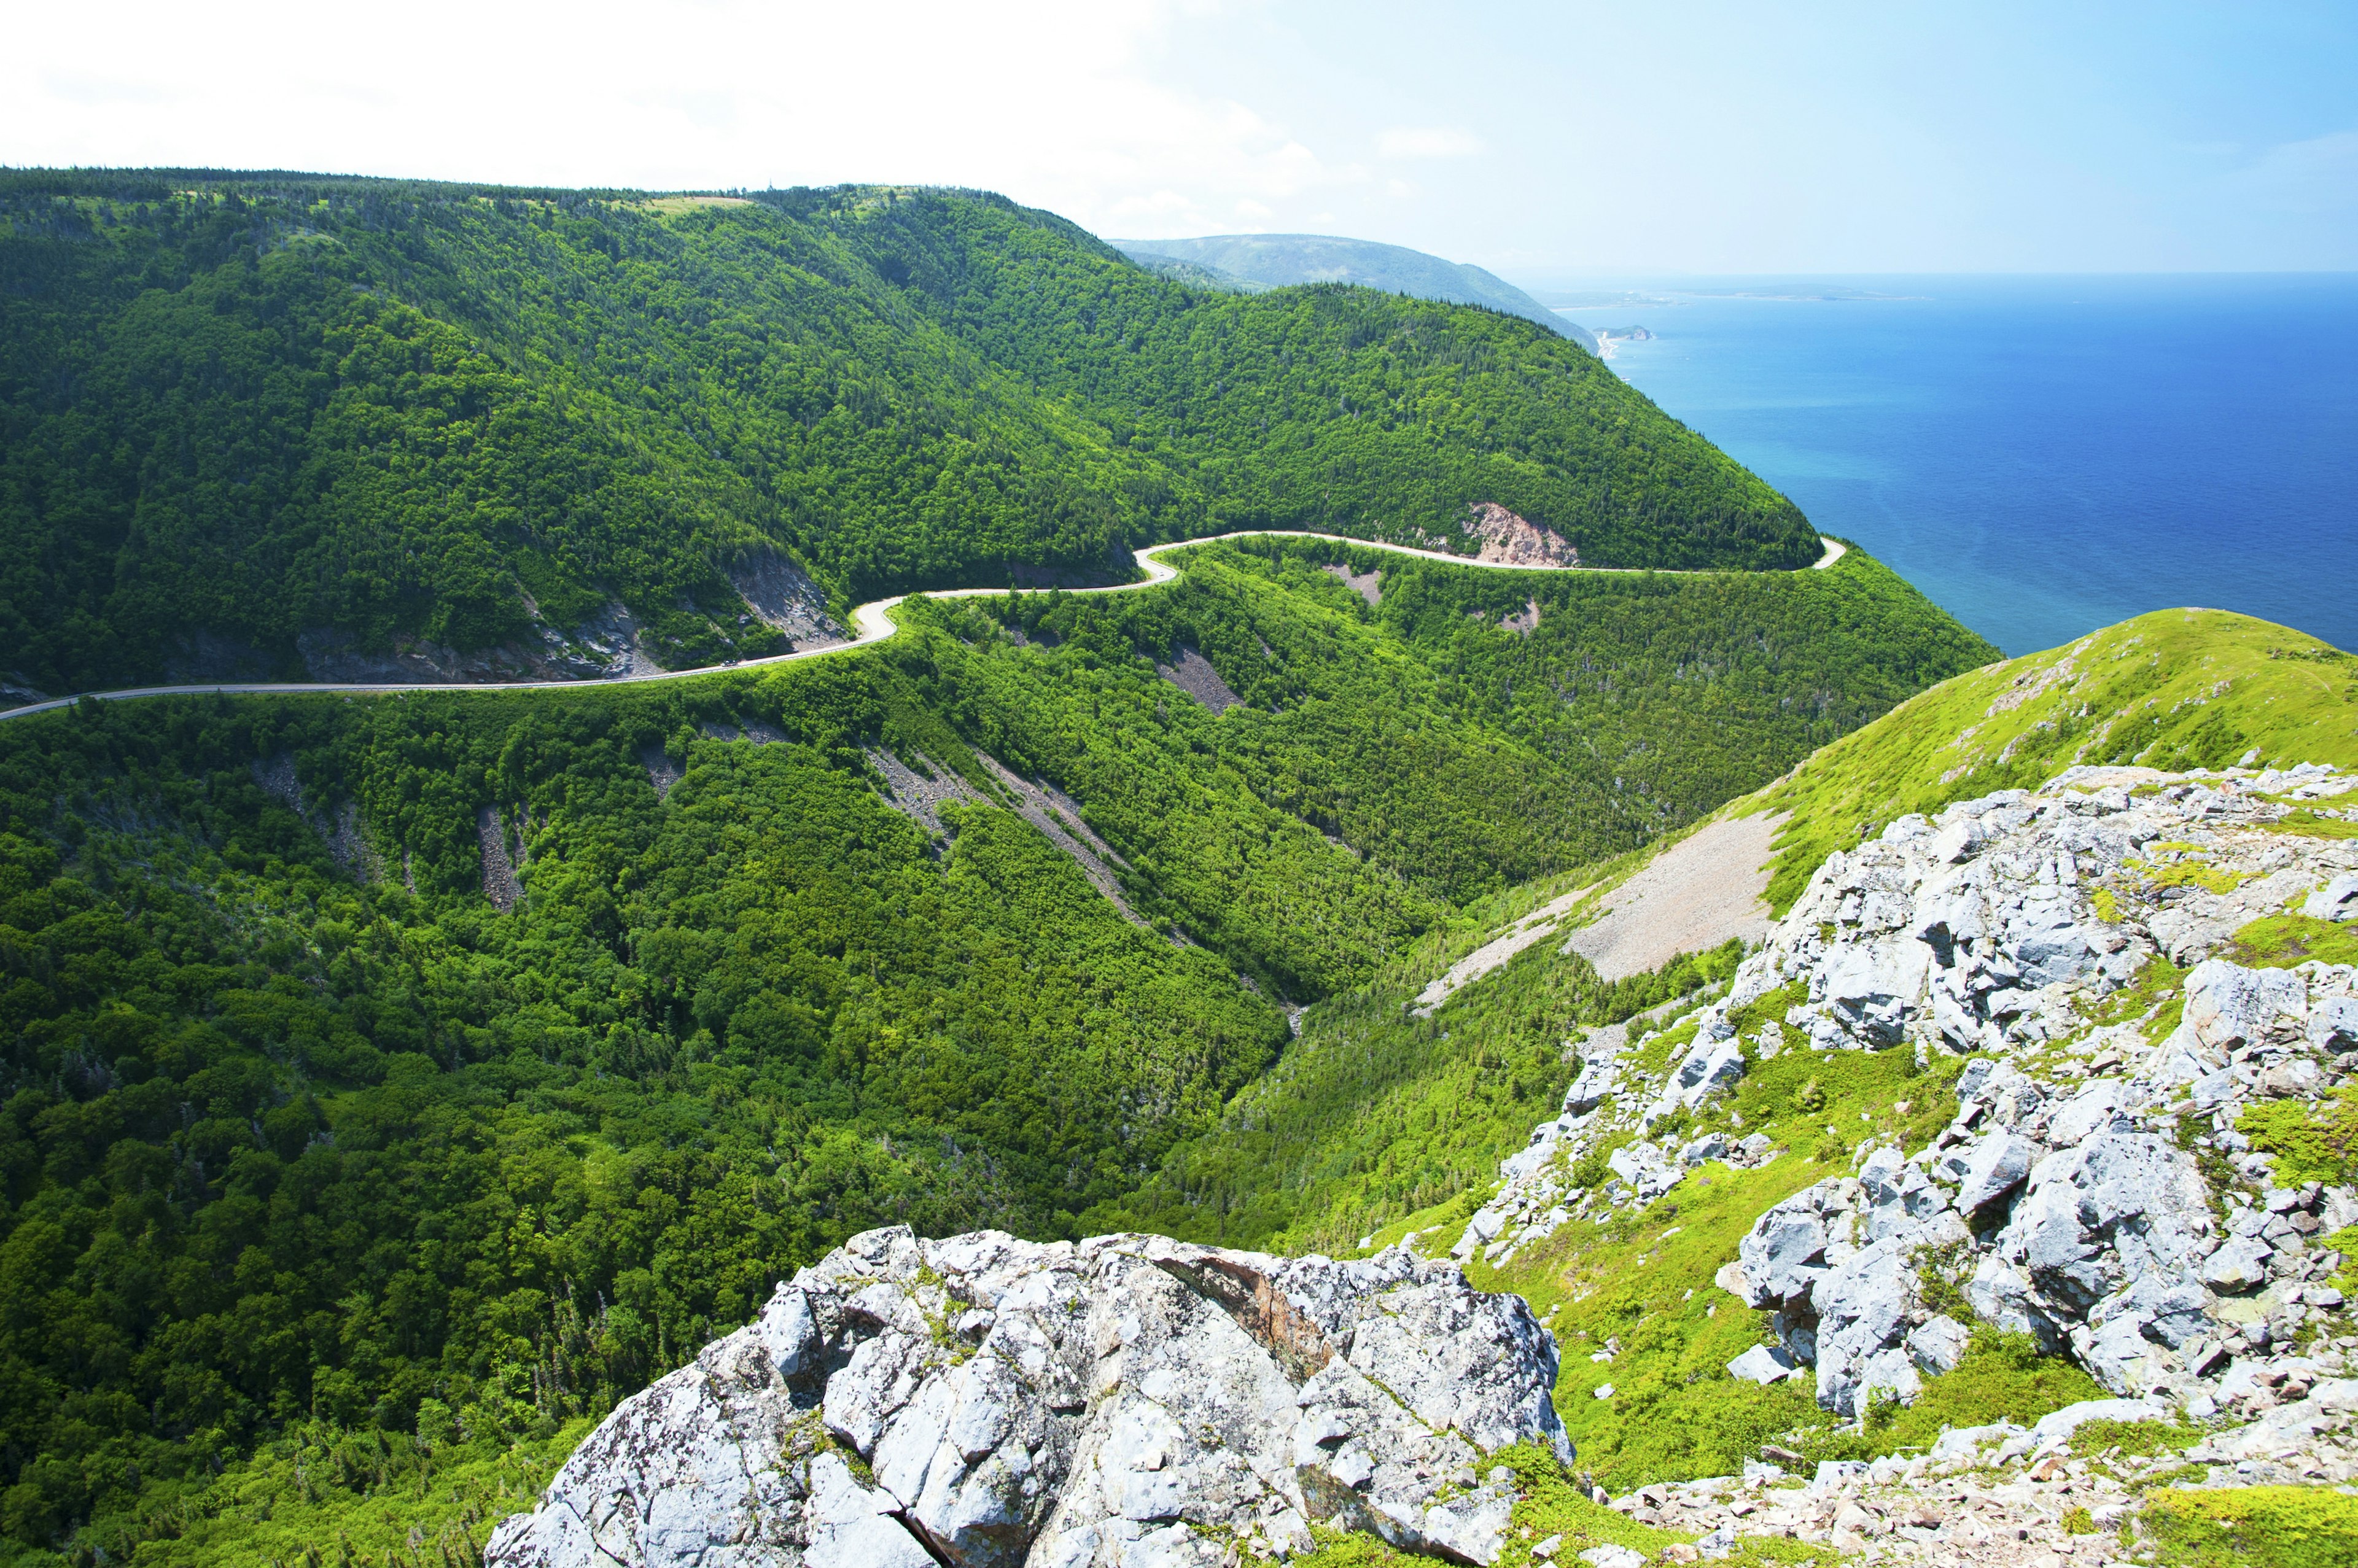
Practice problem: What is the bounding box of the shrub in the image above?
[2069,1418,2201,1459]
[2140,1485,2358,1568]
[2238,1088,2358,1186]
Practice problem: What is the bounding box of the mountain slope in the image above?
[0,538,1986,1562]
[1747,607,2358,912]
[0,174,1813,696]
[1097,607,2357,1260]
[1110,231,1571,338]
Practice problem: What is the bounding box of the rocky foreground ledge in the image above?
[487,1227,1568,1567]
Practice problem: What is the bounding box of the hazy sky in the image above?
[10,1,2354,273]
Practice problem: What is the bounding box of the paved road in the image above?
[0,532,1848,723]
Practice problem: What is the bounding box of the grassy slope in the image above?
[1744,608,2358,912]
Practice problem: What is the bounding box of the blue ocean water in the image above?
[1554,276,2358,656]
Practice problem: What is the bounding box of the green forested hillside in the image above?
[0,541,1986,1564]
[0,171,1814,697]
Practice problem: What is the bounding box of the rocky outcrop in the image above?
[731,549,849,650]
[1455,762,2358,1437]
[1702,763,2358,1416]
[488,1227,1568,1568]
[1464,503,1578,567]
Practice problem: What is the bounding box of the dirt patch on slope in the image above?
[1562,812,1784,982]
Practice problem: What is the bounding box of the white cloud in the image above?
[1,0,1348,240]
[1376,126,1484,159]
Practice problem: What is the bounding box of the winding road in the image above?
[0,531,1848,723]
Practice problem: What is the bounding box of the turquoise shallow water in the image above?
[1556,276,2358,656]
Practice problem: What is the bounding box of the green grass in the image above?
[1821,1328,2108,1462]
[2140,1486,2358,1568]
[1737,610,2358,914]
[2262,809,2358,840]
[2239,1088,2358,1186]
[2070,1418,2203,1460]
[2225,913,2358,971]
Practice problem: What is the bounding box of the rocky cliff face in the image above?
[487,1228,1568,1567]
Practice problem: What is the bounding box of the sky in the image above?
[9,0,2354,274]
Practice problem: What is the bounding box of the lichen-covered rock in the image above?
[487,1227,1567,1567]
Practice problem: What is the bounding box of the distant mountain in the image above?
[1123,252,1270,293]
[1110,233,1584,343]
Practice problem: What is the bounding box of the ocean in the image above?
[1550,275,2358,657]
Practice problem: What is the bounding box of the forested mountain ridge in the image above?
[0,172,1814,698]
[0,535,1991,1563]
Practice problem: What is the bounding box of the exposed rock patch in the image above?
[251,753,383,882]
[1414,883,1600,1016]
[703,720,791,745]
[485,1226,1568,1568]
[1322,564,1382,607]
[642,745,684,800]
[731,549,849,650]
[165,628,277,683]
[300,599,678,684]
[978,756,1145,928]
[1451,759,2358,1542]
[478,805,522,912]
[1466,503,1578,568]
[866,747,989,842]
[1155,646,1243,714]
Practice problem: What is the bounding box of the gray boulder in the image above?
[1995,1135,2215,1393]
[2015,911,2100,988]
[1821,940,1932,1044]
[1563,1057,1622,1115]
[1606,1144,1679,1203]
[2310,995,2358,1054]
[1726,1345,1800,1385]
[1665,1034,1746,1109]
[1680,1131,1732,1168]
[2303,874,2358,923]
[2202,1236,2273,1294]
[1905,1315,1971,1376]
[2181,960,2306,1052]
[1955,1132,2035,1222]
[2046,1080,2136,1147]
[2028,1397,2166,1448]
[487,1227,1567,1568]
[2079,1274,2210,1393]
[1735,1195,1834,1311]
